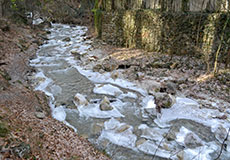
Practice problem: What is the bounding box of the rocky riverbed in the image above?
[29,22,230,160]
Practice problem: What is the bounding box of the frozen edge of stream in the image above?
[30,23,230,160]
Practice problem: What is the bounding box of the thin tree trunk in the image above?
[213,14,230,75]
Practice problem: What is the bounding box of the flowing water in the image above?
[29,23,230,160]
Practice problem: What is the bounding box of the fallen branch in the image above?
[152,127,172,160]
[214,127,230,160]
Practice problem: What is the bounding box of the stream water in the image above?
[29,23,230,160]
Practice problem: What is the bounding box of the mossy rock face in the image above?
[0,122,9,137]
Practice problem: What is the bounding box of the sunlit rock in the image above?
[135,138,147,147]
[115,124,130,133]
[74,93,88,106]
[100,96,113,111]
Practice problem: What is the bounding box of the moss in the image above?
[0,122,9,137]
[0,70,11,81]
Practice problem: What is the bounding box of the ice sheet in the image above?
[99,118,137,149]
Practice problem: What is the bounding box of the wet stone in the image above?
[74,93,89,106]
[99,97,113,111]
[91,123,103,136]
[135,138,147,147]
[62,37,71,42]
[184,132,203,148]
[214,125,227,143]
[155,93,173,109]
[115,124,130,133]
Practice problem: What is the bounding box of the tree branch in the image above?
[214,127,230,160]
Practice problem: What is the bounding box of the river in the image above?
[29,23,230,160]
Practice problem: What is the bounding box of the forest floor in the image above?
[0,18,109,160]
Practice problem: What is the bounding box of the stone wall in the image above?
[101,10,230,56]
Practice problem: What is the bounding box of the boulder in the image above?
[155,93,174,109]
[99,96,113,111]
[184,133,203,148]
[214,125,227,143]
[93,64,103,72]
[160,81,178,95]
[74,93,88,106]
[102,57,118,72]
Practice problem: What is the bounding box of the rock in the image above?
[184,133,203,148]
[176,151,184,160]
[150,62,172,69]
[0,19,10,32]
[0,122,9,137]
[155,93,173,109]
[93,64,103,72]
[102,57,118,72]
[147,81,162,93]
[116,124,130,133]
[214,125,227,143]
[166,130,177,141]
[135,138,147,146]
[91,123,103,136]
[37,20,51,29]
[46,30,51,34]
[111,71,119,80]
[74,93,88,106]
[177,78,188,84]
[70,50,81,59]
[99,96,113,111]
[144,107,158,118]
[34,111,46,119]
[32,39,43,46]
[12,142,31,158]
[161,81,178,95]
[62,37,71,42]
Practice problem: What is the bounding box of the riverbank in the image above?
[0,18,109,159]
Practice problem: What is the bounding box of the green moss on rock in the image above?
[0,122,9,137]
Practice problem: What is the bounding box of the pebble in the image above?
[34,111,46,119]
